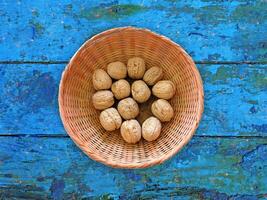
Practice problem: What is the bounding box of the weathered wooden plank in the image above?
[0,0,266,62]
[0,136,266,199]
[0,64,266,136]
[199,64,267,136]
[0,64,63,134]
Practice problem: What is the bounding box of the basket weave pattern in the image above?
[59,27,204,168]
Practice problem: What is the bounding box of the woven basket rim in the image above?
[58,26,204,168]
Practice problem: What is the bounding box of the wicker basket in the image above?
[59,27,204,169]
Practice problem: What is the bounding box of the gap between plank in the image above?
[0,61,266,65]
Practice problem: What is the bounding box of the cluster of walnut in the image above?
[92,57,175,144]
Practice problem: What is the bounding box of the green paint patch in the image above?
[80,4,146,20]
[171,5,226,25]
[247,100,259,105]
[211,66,238,83]
[29,20,44,35]
[250,73,267,89]
[197,5,227,25]
[34,23,44,34]
[99,194,114,200]
[231,2,267,24]
[177,5,195,13]
[140,173,151,183]
[198,68,212,81]
[170,2,267,25]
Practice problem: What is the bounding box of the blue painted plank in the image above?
[0,137,266,199]
[0,64,63,134]
[0,0,266,62]
[199,64,267,136]
[0,64,266,136]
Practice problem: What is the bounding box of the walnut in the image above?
[99,108,122,131]
[111,79,131,100]
[131,80,151,103]
[142,117,162,141]
[143,66,163,86]
[120,119,141,144]
[117,97,139,120]
[151,99,174,122]
[92,69,112,90]
[152,80,176,100]
[92,90,114,110]
[107,61,127,80]
[127,57,146,79]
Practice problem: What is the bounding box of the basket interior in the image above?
[59,28,203,168]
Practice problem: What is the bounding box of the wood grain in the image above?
[0,64,266,136]
[0,0,266,62]
[0,136,266,199]
[0,0,266,198]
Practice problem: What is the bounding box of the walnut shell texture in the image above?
[131,80,151,103]
[92,69,112,90]
[92,90,114,110]
[151,99,174,122]
[152,80,176,100]
[143,66,163,86]
[121,119,142,144]
[99,108,122,131]
[107,61,127,80]
[117,97,139,120]
[111,79,131,100]
[127,57,146,79]
[142,117,162,141]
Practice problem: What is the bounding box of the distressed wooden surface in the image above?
[0,136,266,199]
[0,0,267,199]
[0,64,266,136]
[0,0,266,62]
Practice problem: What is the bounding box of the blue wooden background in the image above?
[0,0,266,199]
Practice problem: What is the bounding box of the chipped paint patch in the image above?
[251,124,267,133]
[29,20,44,35]
[79,4,146,20]
[231,1,267,24]
[50,178,65,200]
[250,73,267,90]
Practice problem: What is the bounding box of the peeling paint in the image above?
[231,1,267,24]
[251,124,267,133]
[247,100,259,105]
[0,1,266,61]
[250,73,267,90]
[50,178,65,200]
[29,20,44,35]
[79,4,146,20]
[249,106,258,114]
